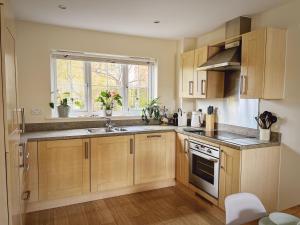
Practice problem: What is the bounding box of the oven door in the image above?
[189,149,219,198]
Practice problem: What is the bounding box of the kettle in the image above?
[191,110,204,128]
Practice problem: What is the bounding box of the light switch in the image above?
[31,108,42,115]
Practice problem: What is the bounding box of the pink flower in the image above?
[110,91,116,97]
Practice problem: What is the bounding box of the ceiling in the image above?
[11,0,286,39]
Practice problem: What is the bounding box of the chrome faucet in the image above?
[104,117,114,132]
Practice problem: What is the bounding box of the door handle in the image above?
[189,81,194,95]
[240,75,247,95]
[84,142,89,159]
[147,135,162,138]
[183,138,189,153]
[201,80,206,95]
[130,138,134,154]
[221,150,227,171]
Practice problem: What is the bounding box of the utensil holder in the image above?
[259,128,271,141]
[206,114,215,131]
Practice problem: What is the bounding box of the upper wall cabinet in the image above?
[180,47,224,99]
[241,28,286,99]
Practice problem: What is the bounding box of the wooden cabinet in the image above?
[180,46,224,99]
[91,136,134,192]
[241,28,286,99]
[38,139,90,200]
[219,146,241,210]
[175,133,189,186]
[180,50,195,98]
[135,132,175,184]
[218,145,280,212]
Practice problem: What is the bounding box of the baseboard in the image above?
[26,179,175,213]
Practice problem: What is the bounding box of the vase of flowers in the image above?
[96,90,122,117]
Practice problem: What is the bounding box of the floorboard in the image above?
[25,185,225,225]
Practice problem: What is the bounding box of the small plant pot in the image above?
[57,105,70,118]
[104,109,112,117]
[259,128,271,141]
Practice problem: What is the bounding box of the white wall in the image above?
[16,21,178,123]
[252,0,300,210]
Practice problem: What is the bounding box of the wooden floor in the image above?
[25,185,225,225]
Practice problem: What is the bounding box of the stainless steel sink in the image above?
[86,127,128,133]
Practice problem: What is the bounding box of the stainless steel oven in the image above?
[189,139,220,198]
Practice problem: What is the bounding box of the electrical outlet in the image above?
[31,108,42,116]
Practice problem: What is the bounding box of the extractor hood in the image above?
[197,16,251,71]
[197,45,241,71]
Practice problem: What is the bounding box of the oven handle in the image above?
[190,150,219,163]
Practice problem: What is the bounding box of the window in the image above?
[51,51,155,116]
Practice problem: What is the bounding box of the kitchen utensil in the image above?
[178,108,183,117]
[207,106,214,115]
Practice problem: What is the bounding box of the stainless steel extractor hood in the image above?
[197,45,241,71]
[197,16,251,71]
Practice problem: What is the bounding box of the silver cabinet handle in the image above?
[84,142,89,159]
[130,138,134,154]
[18,143,26,168]
[240,75,247,95]
[201,80,206,95]
[189,81,194,95]
[147,135,162,138]
[184,138,189,153]
[20,108,25,133]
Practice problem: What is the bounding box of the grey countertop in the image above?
[21,125,280,150]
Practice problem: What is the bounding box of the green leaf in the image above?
[49,102,55,109]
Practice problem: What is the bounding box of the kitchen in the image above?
[0,0,300,225]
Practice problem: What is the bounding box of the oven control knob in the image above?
[195,145,199,149]
[207,149,212,153]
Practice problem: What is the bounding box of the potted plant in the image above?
[96,90,122,116]
[141,97,161,124]
[49,92,82,118]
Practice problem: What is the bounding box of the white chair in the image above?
[225,193,267,225]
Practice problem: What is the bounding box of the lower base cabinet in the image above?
[219,146,241,210]
[91,135,134,192]
[175,133,189,186]
[134,132,175,184]
[175,136,280,212]
[38,139,90,201]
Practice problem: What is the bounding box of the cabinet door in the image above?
[241,29,266,98]
[91,136,134,192]
[175,133,189,186]
[180,50,195,98]
[194,46,208,99]
[135,132,175,184]
[38,139,90,200]
[219,146,241,210]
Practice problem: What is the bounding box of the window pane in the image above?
[128,65,149,110]
[91,62,123,112]
[56,59,86,111]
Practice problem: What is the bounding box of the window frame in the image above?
[50,52,156,117]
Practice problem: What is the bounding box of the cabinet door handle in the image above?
[183,138,189,153]
[189,81,194,95]
[22,190,31,201]
[147,135,162,138]
[240,75,247,95]
[130,138,134,154]
[84,142,89,159]
[201,80,206,95]
[220,150,227,172]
